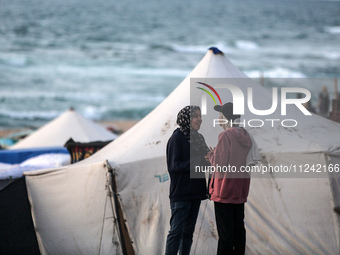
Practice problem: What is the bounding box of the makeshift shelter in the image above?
[0,150,70,255]
[1,109,116,254]
[11,108,117,149]
[0,177,40,255]
[25,48,340,254]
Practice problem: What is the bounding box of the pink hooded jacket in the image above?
[209,127,252,204]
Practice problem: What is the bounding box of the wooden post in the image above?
[260,72,264,86]
[335,78,338,100]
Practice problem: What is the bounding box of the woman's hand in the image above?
[205,147,215,163]
[205,154,210,163]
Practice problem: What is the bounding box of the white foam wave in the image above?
[119,67,190,77]
[324,26,340,34]
[324,52,340,59]
[119,94,165,103]
[81,106,106,120]
[0,110,60,120]
[235,40,259,51]
[171,45,210,54]
[244,70,263,78]
[111,42,149,52]
[0,55,28,67]
[214,42,233,53]
[44,65,190,78]
[0,91,107,101]
[245,67,306,78]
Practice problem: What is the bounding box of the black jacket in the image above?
[166,128,208,203]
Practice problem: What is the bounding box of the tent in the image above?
[11,108,117,149]
[24,48,340,254]
[1,109,116,254]
[0,177,40,255]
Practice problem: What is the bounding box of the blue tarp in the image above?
[208,47,223,55]
[0,147,69,164]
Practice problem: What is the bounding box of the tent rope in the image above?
[98,189,108,255]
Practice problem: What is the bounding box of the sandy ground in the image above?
[99,120,138,134]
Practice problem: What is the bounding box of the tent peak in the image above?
[209,47,224,55]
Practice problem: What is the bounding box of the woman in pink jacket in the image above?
[209,102,252,255]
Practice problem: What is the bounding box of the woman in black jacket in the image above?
[165,105,210,255]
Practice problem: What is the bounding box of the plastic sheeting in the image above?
[0,153,70,180]
[0,146,68,164]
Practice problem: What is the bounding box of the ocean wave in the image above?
[76,103,162,121]
[149,44,174,52]
[271,49,340,61]
[245,67,306,78]
[0,55,29,67]
[26,64,190,78]
[119,94,165,103]
[102,107,154,120]
[170,42,232,54]
[324,52,340,59]
[294,50,340,60]
[169,41,260,54]
[82,106,106,120]
[171,45,210,54]
[0,91,107,102]
[0,110,60,120]
[324,26,340,34]
[235,40,259,51]
[119,67,190,77]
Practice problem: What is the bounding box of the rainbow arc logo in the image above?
[196,82,223,106]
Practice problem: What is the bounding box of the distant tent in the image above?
[25,48,340,254]
[1,109,116,255]
[11,109,117,150]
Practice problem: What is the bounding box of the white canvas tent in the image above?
[25,48,340,254]
[11,109,117,149]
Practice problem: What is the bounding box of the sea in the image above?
[0,0,339,129]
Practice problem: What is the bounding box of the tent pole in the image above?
[106,171,123,251]
[108,167,128,255]
[107,163,135,255]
